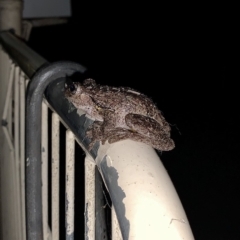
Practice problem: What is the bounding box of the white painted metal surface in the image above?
[66,130,75,239]
[0,58,27,239]
[112,207,123,240]
[84,155,96,240]
[14,66,22,240]
[2,62,14,151]
[52,112,60,240]
[19,70,26,240]
[96,140,195,240]
[0,0,22,36]
[42,101,49,240]
[1,3,22,238]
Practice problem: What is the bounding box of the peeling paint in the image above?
[169,218,186,226]
[106,155,113,167]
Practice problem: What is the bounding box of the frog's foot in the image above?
[107,129,142,144]
[104,128,175,151]
[99,128,142,144]
[88,140,97,151]
[86,121,104,150]
[87,127,130,150]
[86,121,102,138]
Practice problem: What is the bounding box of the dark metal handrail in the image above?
[0,31,47,78]
[26,61,86,239]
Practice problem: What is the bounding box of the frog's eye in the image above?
[65,81,77,94]
[65,77,77,94]
[68,83,76,94]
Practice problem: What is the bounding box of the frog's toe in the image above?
[88,139,97,151]
[86,129,93,138]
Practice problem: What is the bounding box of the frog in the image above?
[65,78,175,151]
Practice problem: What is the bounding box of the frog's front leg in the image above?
[86,110,117,149]
[85,121,105,150]
[85,109,115,149]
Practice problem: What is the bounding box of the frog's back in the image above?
[85,83,166,125]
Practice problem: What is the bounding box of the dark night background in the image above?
[27,4,239,240]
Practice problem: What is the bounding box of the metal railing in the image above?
[0,31,116,240]
[0,31,195,240]
[0,59,27,240]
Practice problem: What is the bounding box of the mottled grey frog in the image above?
[65,78,175,151]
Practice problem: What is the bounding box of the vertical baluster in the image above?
[84,155,95,240]
[66,130,75,240]
[6,63,17,238]
[8,62,13,142]
[42,101,49,239]
[19,71,26,240]
[52,112,60,240]
[112,207,122,240]
[2,62,14,150]
[14,66,22,240]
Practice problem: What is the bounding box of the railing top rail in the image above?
[0,31,47,78]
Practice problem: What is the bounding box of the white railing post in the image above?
[65,130,75,240]
[0,0,22,35]
[14,66,23,240]
[0,57,26,240]
[51,112,60,240]
[84,155,96,240]
[19,70,26,240]
[1,2,22,236]
[42,101,49,240]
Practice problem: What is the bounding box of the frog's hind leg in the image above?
[125,113,169,138]
[108,128,174,151]
[125,114,175,151]
[104,128,133,143]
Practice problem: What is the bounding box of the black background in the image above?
[28,4,239,239]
